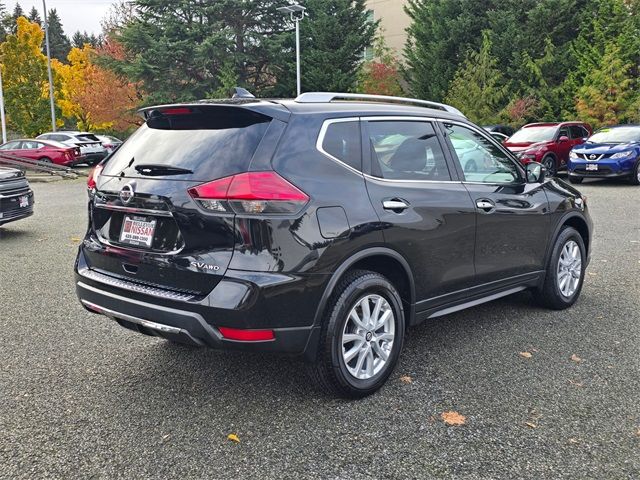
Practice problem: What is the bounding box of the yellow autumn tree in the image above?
[54,44,140,132]
[0,17,61,136]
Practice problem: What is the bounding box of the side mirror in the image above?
[558,135,569,143]
[526,161,546,183]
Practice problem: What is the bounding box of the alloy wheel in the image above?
[341,294,395,380]
[557,240,582,298]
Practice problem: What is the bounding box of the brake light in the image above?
[161,107,192,115]
[218,327,275,341]
[188,171,309,214]
[87,163,104,191]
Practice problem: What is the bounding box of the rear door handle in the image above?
[382,199,409,212]
[476,199,495,212]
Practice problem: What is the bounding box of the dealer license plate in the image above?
[585,163,598,171]
[119,215,156,248]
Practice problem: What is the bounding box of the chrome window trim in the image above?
[316,117,364,176]
[318,115,461,184]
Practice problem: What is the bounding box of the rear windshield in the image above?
[101,106,271,180]
[76,134,101,142]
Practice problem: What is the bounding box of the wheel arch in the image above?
[303,247,416,361]
[545,212,591,267]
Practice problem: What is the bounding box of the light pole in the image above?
[43,0,56,132]
[277,3,306,97]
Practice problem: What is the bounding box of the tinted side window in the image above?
[558,127,569,139]
[569,125,588,139]
[366,121,451,181]
[321,121,362,171]
[444,123,521,184]
[0,141,20,150]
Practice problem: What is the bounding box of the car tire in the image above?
[310,269,405,398]
[542,155,556,177]
[534,226,586,310]
[568,176,583,184]
[38,157,52,164]
[630,160,640,185]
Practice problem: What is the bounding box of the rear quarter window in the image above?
[320,121,362,171]
[101,106,271,181]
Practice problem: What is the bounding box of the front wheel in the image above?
[38,157,52,164]
[310,270,405,398]
[534,226,586,310]
[542,155,557,177]
[630,160,640,185]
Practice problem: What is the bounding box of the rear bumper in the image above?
[74,250,326,357]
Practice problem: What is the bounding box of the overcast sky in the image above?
[9,0,119,36]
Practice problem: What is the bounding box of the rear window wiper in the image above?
[134,164,194,176]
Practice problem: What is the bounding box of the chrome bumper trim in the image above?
[78,268,195,301]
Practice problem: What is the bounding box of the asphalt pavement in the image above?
[0,177,638,479]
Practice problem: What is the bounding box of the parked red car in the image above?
[503,122,592,176]
[0,139,82,166]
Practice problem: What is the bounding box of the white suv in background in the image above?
[37,131,107,165]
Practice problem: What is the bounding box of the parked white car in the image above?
[36,131,107,165]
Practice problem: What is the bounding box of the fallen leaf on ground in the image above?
[399,375,413,384]
[525,422,537,429]
[162,434,170,442]
[441,411,466,426]
[569,379,583,387]
[227,433,240,443]
[568,438,579,445]
[588,272,597,276]
[70,237,81,243]
[519,351,533,359]
[634,428,639,437]
[570,354,582,363]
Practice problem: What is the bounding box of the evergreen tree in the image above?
[72,30,100,48]
[6,2,24,34]
[106,1,288,103]
[45,9,71,61]
[27,6,40,25]
[444,32,507,124]
[405,0,492,101]
[269,0,377,96]
[575,41,638,127]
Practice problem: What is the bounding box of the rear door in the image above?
[362,117,477,305]
[87,105,278,296]
[441,121,550,285]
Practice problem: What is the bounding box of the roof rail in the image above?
[295,92,465,117]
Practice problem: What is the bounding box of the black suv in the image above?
[75,92,592,397]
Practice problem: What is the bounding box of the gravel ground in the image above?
[0,177,638,479]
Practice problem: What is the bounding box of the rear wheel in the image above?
[534,226,586,310]
[38,157,52,163]
[630,160,640,185]
[542,155,556,177]
[569,176,583,184]
[310,270,405,398]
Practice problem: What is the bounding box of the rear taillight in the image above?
[87,164,104,191]
[188,171,309,215]
[74,147,80,156]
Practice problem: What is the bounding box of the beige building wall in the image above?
[365,0,411,58]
